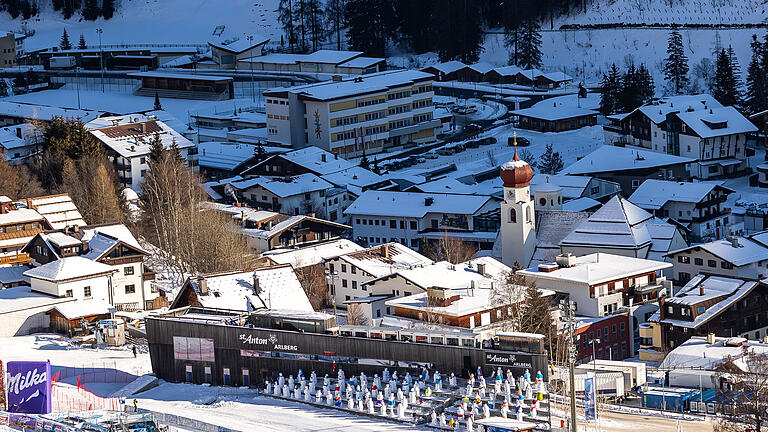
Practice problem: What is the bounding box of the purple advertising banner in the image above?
[5,361,52,414]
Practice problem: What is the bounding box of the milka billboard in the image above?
[5,361,52,414]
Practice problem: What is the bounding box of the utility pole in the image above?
[246,35,255,103]
[561,299,578,432]
[96,28,104,92]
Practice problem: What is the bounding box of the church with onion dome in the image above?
[499,135,537,269]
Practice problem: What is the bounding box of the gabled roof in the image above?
[629,180,734,210]
[422,61,466,75]
[262,239,364,268]
[676,106,757,138]
[560,196,654,250]
[88,118,194,159]
[369,257,510,291]
[530,174,592,199]
[634,94,721,124]
[562,146,695,175]
[666,236,768,267]
[228,173,333,197]
[179,265,313,313]
[334,242,433,279]
[52,299,114,320]
[488,65,522,77]
[242,147,356,177]
[299,49,363,64]
[208,36,269,53]
[345,190,495,218]
[24,256,116,282]
[466,62,495,74]
[653,275,759,329]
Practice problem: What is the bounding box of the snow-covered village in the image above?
[2,0,768,431]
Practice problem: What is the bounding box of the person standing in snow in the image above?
[132,345,137,358]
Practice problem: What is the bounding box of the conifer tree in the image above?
[519,283,556,356]
[664,29,689,94]
[59,29,72,50]
[82,0,100,20]
[153,92,162,111]
[78,34,87,50]
[518,18,543,69]
[599,63,621,115]
[539,143,563,174]
[278,0,297,52]
[746,34,766,114]
[324,0,346,51]
[148,132,164,163]
[712,48,740,107]
[101,0,114,19]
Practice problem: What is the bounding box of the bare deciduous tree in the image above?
[346,303,369,326]
[139,148,255,275]
[715,348,768,432]
[421,231,477,264]
[62,154,127,225]
[490,270,528,330]
[294,262,329,310]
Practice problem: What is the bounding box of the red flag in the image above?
[76,375,81,389]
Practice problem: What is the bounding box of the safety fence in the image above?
[52,384,121,412]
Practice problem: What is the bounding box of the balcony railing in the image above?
[0,252,30,266]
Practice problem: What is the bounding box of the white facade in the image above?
[501,182,536,268]
[29,274,112,303]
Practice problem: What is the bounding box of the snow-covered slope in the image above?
[0,0,282,52]
[554,0,767,26]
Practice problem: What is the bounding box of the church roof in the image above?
[559,196,654,250]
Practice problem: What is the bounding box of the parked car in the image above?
[436,147,455,156]
[481,137,497,145]
[424,152,439,159]
[465,140,480,149]
[508,136,531,146]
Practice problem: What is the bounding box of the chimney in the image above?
[699,285,705,296]
[332,75,343,82]
[198,276,208,295]
[130,145,136,152]
[334,153,338,160]
[707,333,716,344]
[380,244,390,259]
[321,153,327,162]
[72,224,79,232]
[730,237,740,248]
[15,127,21,138]
[477,262,486,276]
[64,225,70,235]
[140,123,146,134]
[253,274,262,295]
[556,253,575,268]
[427,286,455,307]
[425,197,434,206]
[658,296,666,319]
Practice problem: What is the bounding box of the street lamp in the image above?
[325,269,339,320]
[246,35,255,103]
[96,28,104,92]
[559,299,578,432]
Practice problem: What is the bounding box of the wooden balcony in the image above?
[0,252,30,265]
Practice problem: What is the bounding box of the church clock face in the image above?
[508,190,514,198]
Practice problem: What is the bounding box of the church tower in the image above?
[500,134,536,269]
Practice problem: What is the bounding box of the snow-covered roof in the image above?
[660,335,768,370]
[562,197,601,212]
[518,252,671,286]
[198,141,255,171]
[0,286,72,314]
[186,265,313,313]
[667,236,768,267]
[676,106,757,138]
[0,123,42,150]
[250,147,356,176]
[530,174,591,199]
[300,49,363,64]
[653,275,759,330]
[17,194,86,230]
[0,265,30,286]
[262,239,364,268]
[489,65,522,77]
[335,242,433,279]
[629,179,733,210]
[229,173,333,197]
[337,56,385,68]
[24,256,116,282]
[320,166,382,188]
[635,94,722,124]
[560,196,654,250]
[0,207,44,226]
[511,104,596,121]
[370,256,510,291]
[265,70,433,102]
[423,61,467,75]
[208,36,270,53]
[562,146,695,175]
[0,101,98,123]
[51,299,114,320]
[345,190,494,218]
[45,232,81,248]
[466,62,495,74]
[751,231,768,248]
[88,117,194,159]
[128,71,233,81]
[83,224,145,255]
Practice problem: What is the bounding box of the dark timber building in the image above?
[146,307,548,387]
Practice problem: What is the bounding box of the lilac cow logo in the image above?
[6,361,52,414]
